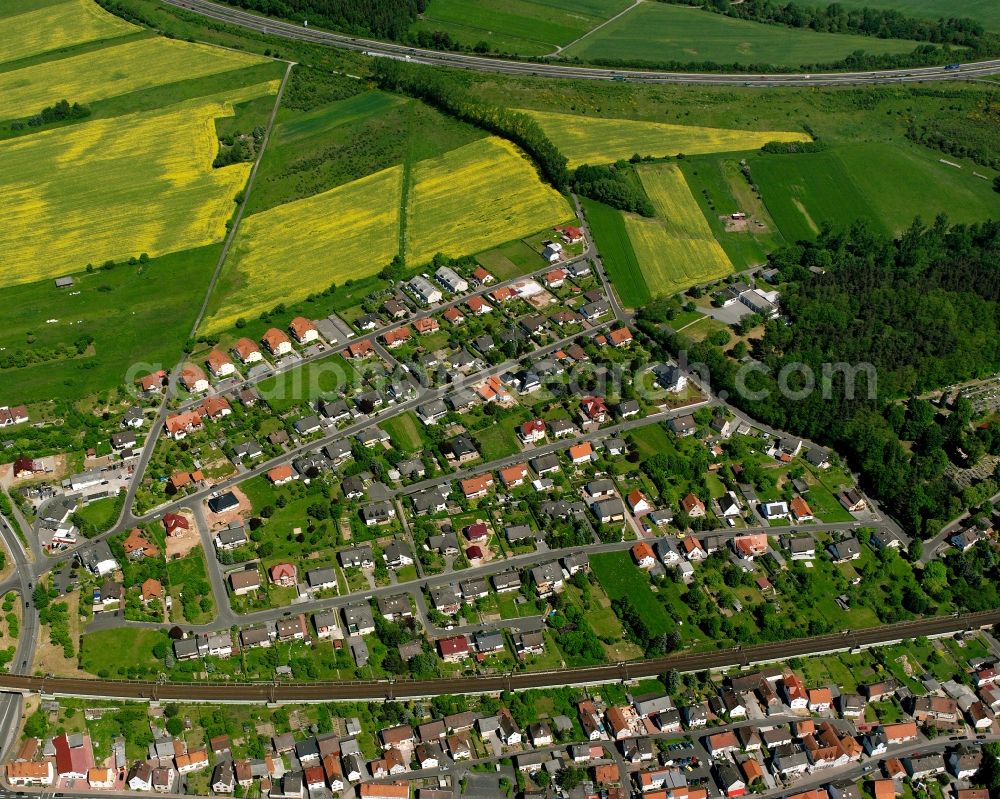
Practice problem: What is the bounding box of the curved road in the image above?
[161,0,1000,86]
[4,609,997,703]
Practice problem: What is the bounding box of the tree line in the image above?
[219,0,425,40]
[371,59,570,190]
[662,0,993,50]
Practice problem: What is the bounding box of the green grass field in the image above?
[679,156,785,270]
[256,355,360,414]
[72,497,120,534]
[521,108,807,168]
[0,245,216,403]
[751,143,1000,241]
[561,2,923,65]
[81,628,166,676]
[473,424,522,461]
[410,0,630,57]
[381,411,425,452]
[247,90,483,214]
[581,197,650,307]
[590,551,672,637]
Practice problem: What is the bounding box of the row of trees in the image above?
[371,59,570,190]
[11,99,90,131]
[220,0,425,40]
[667,0,993,49]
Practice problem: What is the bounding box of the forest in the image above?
[641,217,1000,536]
[218,0,425,39]
[664,0,994,51]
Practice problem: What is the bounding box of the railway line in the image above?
[3,609,996,704]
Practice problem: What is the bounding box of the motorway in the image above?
[160,0,1000,86]
[2,609,998,703]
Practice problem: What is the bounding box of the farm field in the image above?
[750,143,1000,242]
[1,0,139,65]
[410,0,631,57]
[0,36,267,120]
[247,90,482,213]
[581,197,649,307]
[626,163,734,295]
[0,97,261,286]
[679,156,784,270]
[206,165,403,332]
[404,136,572,267]
[520,108,807,168]
[560,2,924,65]
[0,245,217,404]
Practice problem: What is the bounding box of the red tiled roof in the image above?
[232,338,260,360]
[261,328,290,352]
[289,316,316,340]
[267,465,294,483]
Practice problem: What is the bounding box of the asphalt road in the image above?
[0,511,39,759]
[160,0,1000,86]
[6,608,997,702]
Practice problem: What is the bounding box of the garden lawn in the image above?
[166,548,215,624]
[590,551,671,636]
[256,355,360,414]
[81,628,166,675]
[73,496,119,534]
[473,424,522,461]
[381,411,425,452]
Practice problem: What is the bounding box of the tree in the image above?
[166,717,184,736]
[557,766,585,790]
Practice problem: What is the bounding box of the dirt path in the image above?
[551,0,644,56]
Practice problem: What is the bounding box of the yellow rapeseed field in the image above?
[519,108,809,168]
[624,164,733,295]
[405,136,572,267]
[1,0,139,65]
[0,99,258,287]
[0,35,267,119]
[206,166,405,332]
